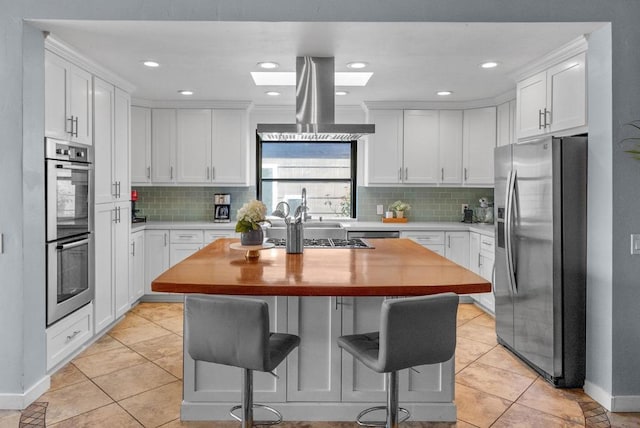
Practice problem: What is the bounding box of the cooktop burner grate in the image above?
[265,237,374,249]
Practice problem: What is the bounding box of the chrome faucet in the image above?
[301,187,311,222]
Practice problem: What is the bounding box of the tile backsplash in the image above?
[133,186,493,223]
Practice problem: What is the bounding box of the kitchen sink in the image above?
[265,220,347,240]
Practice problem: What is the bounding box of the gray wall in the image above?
[1,0,637,409]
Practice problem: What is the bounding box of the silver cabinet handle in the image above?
[211,166,214,180]
[538,109,544,130]
[131,241,136,256]
[448,235,451,248]
[170,166,174,180]
[398,168,402,181]
[206,166,210,180]
[178,234,193,239]
[478,253,482,268]
[66,330,82,343]
[164,233,167,247]
[73,116,79,137]
[112,182,118,198]
[67,116,74,135]
[441,168,444,181]
[545,108,551,128]
[404,167,408,181]
[147,166,151,179]
[464,168,468,181]
[118,181,121,198]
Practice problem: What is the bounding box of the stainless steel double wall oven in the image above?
[45,137,94,326]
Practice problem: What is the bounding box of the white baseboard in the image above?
[0,375,50,410]
[583,381,640,412]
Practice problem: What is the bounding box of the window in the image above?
[257,140,357,218]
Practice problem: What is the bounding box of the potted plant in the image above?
[235,199,270,245]
[389,200,411,218]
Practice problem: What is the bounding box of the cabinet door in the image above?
[114,88,130,200]
[94,204,115,333]
[341,297,386,402]
[130,231,145,303]
[445,231,470,269]
[144,230,170,295]
[131,107,151,183]
[497,101,512,147]
[366,110,403,184]
[516,70,547,139]
[114,203,131,318]
[463,107,496,186]
[287,296,342,401]
[169,243,201,266]
[468,232,481,275]
[177,109,212,183]
[151,109,176,183]
[548,52,587,133]
[402,110,439,184]
[93,78,115,205]
[439,110,463,184]
[68,65,93,145]
[212,109,249,184]
[44,51,69,140]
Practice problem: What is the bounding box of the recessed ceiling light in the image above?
[178,90,193,96]
[481,61,499,69]
[142,60,160,68]
[250,72,373,87]
[437,91,453,96]
[265,91,280,96]
[258,61,279,69]
[335,90,349,96]
[347,62,368,69]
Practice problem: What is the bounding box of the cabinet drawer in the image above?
[170,230,203,244]
[400,231,445,245]
[46,303,93,370]
[480,235,495,257]
[204,230,236,244]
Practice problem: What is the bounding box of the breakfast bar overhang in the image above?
[152,238,491,422]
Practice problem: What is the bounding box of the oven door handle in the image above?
[53,161,92,171]
[56,238,90,250]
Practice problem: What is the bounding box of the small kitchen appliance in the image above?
[214,193,231,222]
[131,190,147,223]
[462,208,474,223]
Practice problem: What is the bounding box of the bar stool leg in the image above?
[386,371,399,428]
[242,368,253,428]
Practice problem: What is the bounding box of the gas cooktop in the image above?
[265,237,374,249]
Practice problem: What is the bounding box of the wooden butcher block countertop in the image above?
[151,238,491,296]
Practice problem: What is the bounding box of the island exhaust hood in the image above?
[256,57,375,141]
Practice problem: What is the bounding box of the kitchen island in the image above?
[152,238,490,422]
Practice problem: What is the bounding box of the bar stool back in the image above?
[337,293,459,428]
[185,295,300,427]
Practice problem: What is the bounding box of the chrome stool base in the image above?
[356,406,410,427]
[230,403,283,426]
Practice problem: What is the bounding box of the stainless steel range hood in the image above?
[256,57,375,141]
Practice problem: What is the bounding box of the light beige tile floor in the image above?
[14,302,639,427]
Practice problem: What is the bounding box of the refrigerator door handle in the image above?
[505,169,518,295]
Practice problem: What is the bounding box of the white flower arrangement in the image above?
[235,199,270,233]
[389,200,411,212]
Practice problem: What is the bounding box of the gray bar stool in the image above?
[185,295,300,427]
[337,293,459,428]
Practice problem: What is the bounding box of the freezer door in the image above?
[493,144,514,348]
[511,138,559,378]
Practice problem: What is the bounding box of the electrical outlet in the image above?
[461,204,469,214]
[376,205,384,215]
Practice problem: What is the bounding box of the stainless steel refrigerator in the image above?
[494,135,587,388]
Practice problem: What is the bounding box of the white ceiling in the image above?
[31,21,604,106]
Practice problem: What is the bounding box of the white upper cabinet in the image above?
[439,110,464,184]
[176,109,212,183]
[151,109,177,183]
[366,109,463,186]
[211,109,249,185]
[131,106,151,184]
[497,99,516,147]
[45,50,93,145]
[365,109,403,184]
[463,107,496,186]
[516,52,586,139]
[114,88,131,200]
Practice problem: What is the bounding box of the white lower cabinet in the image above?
[204,229,237,244]
[401,230,469,269]
[144,230,170,295]
[400,231,445,255]
[169,230,204,265]
[46,302,93,370]
[287,296,342,401]
[94,202,130,334]
[469,232,495,313]
[129,230,145,303]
